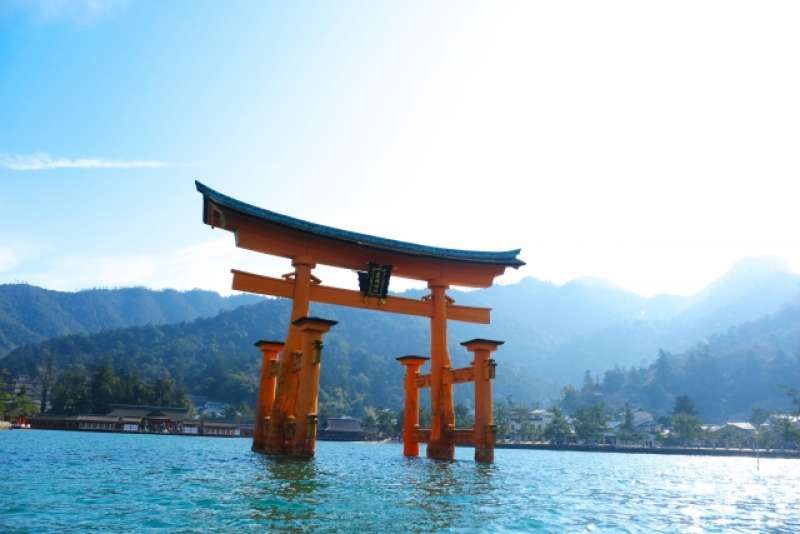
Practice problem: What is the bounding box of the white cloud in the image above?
[0,153,167,171]
[10,236,428,296]
[0,246,20,273]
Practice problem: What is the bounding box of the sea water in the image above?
[1,430,798,532]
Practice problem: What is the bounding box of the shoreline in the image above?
[495,442,800,459]
[9,428,799,459]
[17,426,249,438]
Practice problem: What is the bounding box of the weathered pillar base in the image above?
[474,424,496,463]
[426,440,456,461]
[252,340,284,453]
[288,316,337,458]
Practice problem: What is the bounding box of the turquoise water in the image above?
[1,430,798,532]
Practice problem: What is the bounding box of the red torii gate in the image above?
[196,181,524,462]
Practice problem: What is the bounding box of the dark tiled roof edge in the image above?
[196,181,525,268]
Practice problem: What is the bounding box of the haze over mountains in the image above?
[1,257,798,420]
[0,284,261,356]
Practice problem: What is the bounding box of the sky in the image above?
[1,0,799,297]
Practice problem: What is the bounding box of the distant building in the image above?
[30,403,244,437]
[724,422,756,433]
[318,417,365,441]
[529,409,554,434]
[107,404,192,433]
[704,421,757,448]
[507,409,555,441]
[630,409,656,433]
[605,408,657,446]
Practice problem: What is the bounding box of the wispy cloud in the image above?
[6,236,423,295]
[1,0,126,23]
[0,153,168,171]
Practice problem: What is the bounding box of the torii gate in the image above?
[196,181,524,462]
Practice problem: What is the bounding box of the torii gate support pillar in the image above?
[252,340,284,452]
[426,283,456,460]
[462,338,503,463]
[397,355,430,457]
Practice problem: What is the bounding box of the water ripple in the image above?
[1,431,799,532]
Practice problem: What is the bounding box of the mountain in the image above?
[540,257,800,388]
[0,299,428,417]
[0,284,262,356]
[668,257,800,341]
[1,256,798,418]
[562,299,800,422]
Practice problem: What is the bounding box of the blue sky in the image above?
[2,1,799,296]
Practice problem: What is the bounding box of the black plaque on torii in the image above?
[357,263,392,299]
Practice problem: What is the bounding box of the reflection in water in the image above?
[245,454,323,524]
[412,459,461,530]
[399,452,501,531]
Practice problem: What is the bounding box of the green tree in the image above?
[602,366,626,394]
[0,370,14,419]
[6,386,38,418]
[36,356,55,413]
[749,407,770,427]
[90,363,118,414]
[50,371,91,414]
[573,404,608,444]
[616,402,642,444]
[559,384,580,414]
[622,402,634,432]
[781,386,800,416]
[673,395,697,416]
[375,408,397,436]
[362,407,378,431]
[581,370,595,393]
[543,407,571,444]
[419,406,431,429]
[671,413,702,445]
[493,399,513,439]
[454,403,473,428]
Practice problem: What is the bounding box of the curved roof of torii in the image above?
[196,181,525,269]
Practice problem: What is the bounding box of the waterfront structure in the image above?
[29,404,245,437]
[318,417,366,441]
[196,181,524,461]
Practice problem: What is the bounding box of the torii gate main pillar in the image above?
[426,283,456,460]
[264,256,317,456]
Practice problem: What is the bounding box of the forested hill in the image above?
[562,300,800,422]
[0,284,261,356]
[0,299,432,417]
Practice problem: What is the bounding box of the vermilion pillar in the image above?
[290,316,337,458]
[396,355,429,457]
[427,283,455,460]
[252,340,284,452]
[266,257,315,455]
[462,338,503,463]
